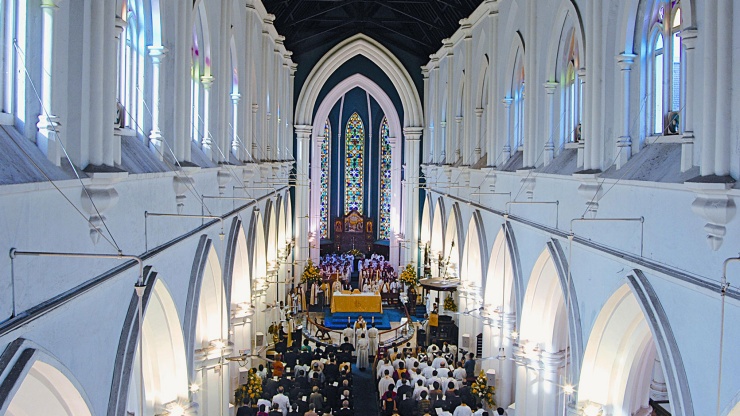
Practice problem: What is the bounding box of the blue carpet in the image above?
[323,308,420,330]
[351,364,379,416]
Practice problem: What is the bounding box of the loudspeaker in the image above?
[486,369,496,387]
[255,332,265,348]
[461,333,471,349]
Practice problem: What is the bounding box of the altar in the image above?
[331,292,383,313]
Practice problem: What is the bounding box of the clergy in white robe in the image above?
[356,333,370,370]
[342,324,355,347]
[368,324,379,356]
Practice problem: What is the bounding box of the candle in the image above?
[348,316,351,324]
[372,316,375,323]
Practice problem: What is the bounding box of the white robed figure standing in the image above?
[368,323,379,356]
[356,333,370,370]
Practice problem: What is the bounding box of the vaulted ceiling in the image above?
[262,0,482,62]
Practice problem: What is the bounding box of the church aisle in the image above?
[351,364,380,416]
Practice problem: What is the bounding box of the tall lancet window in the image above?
[379,117,392,240]
[320,119,331,238]
[345,112,365,214]
[649,1,683,135]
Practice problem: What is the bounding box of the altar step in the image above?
[324,312,391,330]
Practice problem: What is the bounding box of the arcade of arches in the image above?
[1,1,740,416]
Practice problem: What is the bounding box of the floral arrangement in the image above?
[443,295,457,312]
[301,259,321,284]
[346,248,363,258]
[399,263,419,286]
[470,370,496,408]
[235,368,263,405]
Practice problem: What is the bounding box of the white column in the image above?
[474,107,483,163]
[389,136,401,267]
[231,93,242,159]
[36,0,60,164]
[616,53,636,170]
[714,0,732,176]
[148,46,166,159]
[87,0,106,166]
[295,125,311,273]
[455,116,463,162]
[576,69,587,169]
[111,18,127,166]
[502,98,513,161]
[462,25,474,166]
[540,351,565,416]
[514,348,530,416]
[589,0,604,171]
[403,128,423,267]
[543,82,558,166]
[701,1,718,175]
[200,75,214,160]
[252,104,259,161]
[266,112,272,161]
[680,29,697,172]
[440,120,447,163]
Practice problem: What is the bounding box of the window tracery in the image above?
[344,112,364,214]
[379,116,391,240]
[320,119,330,238]
[649,0,683,135]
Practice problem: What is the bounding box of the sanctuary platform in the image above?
[324,312,390,330]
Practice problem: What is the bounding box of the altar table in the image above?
[331,293,383,313]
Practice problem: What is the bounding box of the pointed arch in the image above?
[379,116,392,239]
[296,33,422,128]
[458,211,488,353]
[442,202,464,278]
[345,112,365,214]
[577,284,658,415]
[264,199,278,268]
[0,341,94,416]
[430,197,447,277]
[420,194,433,247]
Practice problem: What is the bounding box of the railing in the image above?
[301,307,415,349]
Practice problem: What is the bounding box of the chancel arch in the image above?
[1,343,94,416]
[247,209,268,331]
[226,219,253,393]
[420,194,433,249]
[308,74,403,264]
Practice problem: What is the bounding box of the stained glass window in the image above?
[344,112,364,214]
[320,120,331,238]
[379,117,392,240]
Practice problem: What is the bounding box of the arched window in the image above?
[191,25,202,143]
[344,112,364,214]
[561,30,582,143]
[119,0,145,133]
[649,1,683,135]
[513,68,525,149]
[0,0,18,123]
[320,119,331,238]
[379,116,391,240]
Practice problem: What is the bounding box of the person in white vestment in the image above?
[368,323,379,356]
[356,333,370,370]
[453,402,473,416]
[342,324,355,347]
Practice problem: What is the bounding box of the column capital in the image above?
[455,115,463,123]
[681,28,698,50]
[115,17,127,33]
[231,92,241,103]
[475,107,484,117]
[577,67,587,80]
[616,53,637,70]
[295,124,312,139]
[200,75,214,88]
[502,97,513,108]
[543,81,558,94]
[252,103,259,113]
[41,0,58,9]
[148,45,167,57]
[403,127,423,140]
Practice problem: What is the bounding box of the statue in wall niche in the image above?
[574,123,582,143]
[667,111,680,135]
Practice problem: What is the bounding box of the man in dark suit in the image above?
[397,378,413,401]
[335,400,353,416]
[236,398,255,416]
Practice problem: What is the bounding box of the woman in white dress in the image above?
[356,332,370,370]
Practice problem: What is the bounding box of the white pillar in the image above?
[616,53,636,170]
[148,46,166,159]
[455,116,463,162]
[231,93,242,159]
[252,104,259,161]
[576,69,587,169]
[474,107,483,163]
[295,126,311,272]
[36,0,60,164]
[440,120,447,163]
[201,75,214,160]
[403,128,423,267]
[389,136,401,267]
[543,82,558,166]
[502,98,513,161]
[714,0,732,176]
[680,29,697,172]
